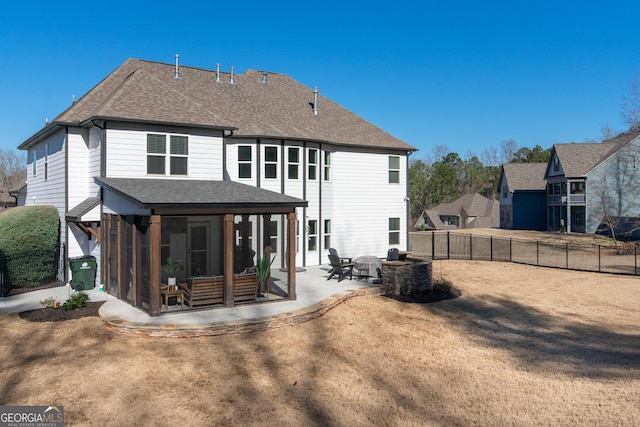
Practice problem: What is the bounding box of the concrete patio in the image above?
[1,264,384,338]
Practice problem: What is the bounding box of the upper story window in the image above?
[502,185,508,198]
[44,143,48,181]
[389,156,400,183]
[31,149,36,176]
[553,157,559,172]
[324,151,331,181]
[288,147,299,180]
[265,146,278,179]
[147,134,188,176]
[308,149,318,180]
[238,146,252,179]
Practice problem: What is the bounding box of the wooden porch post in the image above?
[223,214,235,307]
[149,215,161,316]
[262,214,272,252]
[287,212,297,300]
[241,215,251,270]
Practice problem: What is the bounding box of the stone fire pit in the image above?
[382,258,433,296]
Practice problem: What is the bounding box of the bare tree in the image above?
[600,123,619,141]
[589,143,640,249]
[481,145,500,167]
[500,139,518,164]
[620,73,640,130]
[0,148,26,191]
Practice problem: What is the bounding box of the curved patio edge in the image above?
[99,286,384,338]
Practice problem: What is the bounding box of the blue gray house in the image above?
[498,162,547,231]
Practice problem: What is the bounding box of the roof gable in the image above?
[502,162,547,191]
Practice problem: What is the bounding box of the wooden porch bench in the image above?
[233,272,259,302]
[180,276,224,308]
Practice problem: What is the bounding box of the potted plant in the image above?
[255,251,275,296]
[163,257,183,288]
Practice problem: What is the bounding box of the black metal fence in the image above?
[409,232,638,276]
[0,243,65,297]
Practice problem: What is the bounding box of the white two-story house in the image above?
[18,58,415,315]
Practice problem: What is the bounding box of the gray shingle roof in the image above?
[66,197,101,221]
[95,177,307,210]
[502,163,547,191]
[25,58,414,151]
[550,129,640,178]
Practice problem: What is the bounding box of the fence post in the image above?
[635,244,638,276]
[431,232,435,260]
[447,231,450,260]
[566,242,569,269]
[536,241,539,266]
[470,234,473,260]
[598,245,601,273]
[490,236,493,261]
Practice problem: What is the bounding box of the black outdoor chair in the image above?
[327,254,354,282]
[329,247,351,265]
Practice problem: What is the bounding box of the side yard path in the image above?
[0,260,638,426]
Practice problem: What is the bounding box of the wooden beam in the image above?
[287,212,297,300]
[149,215,161,316]
[223,214,235,307]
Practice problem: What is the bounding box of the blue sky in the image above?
[2,0,640,162]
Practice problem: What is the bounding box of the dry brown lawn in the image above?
[1,260,639,426]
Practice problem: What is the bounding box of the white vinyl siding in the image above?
[106,128,223,180]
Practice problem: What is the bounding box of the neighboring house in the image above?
[545,129,640,236]
[414,193,499,230]
[17,58,415,315]
[498,163,547,230]
[9,183,27,207]
[0,189,16,211]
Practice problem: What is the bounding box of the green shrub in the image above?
[433,277,452,293]
[40,296,60,309]
[62,292,89,311]
[0,206,60,288]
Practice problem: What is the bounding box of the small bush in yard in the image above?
[40,297,60,309]
[62,292,89,311]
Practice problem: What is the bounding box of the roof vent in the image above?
[216,63,221,82]
[313,87,319,115]
[230,66,234,84]
[174,54,180,79]
[262,72,267,83]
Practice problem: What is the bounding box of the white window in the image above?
[147,134,188,176]
[553,157,559,172]
[389,156,400,183]
[31,149,36,176]
[308,220,318,251]
[502,185,508,198]
[44,143,48,181]
[288,147,299,180]
[308,149,318,180]
[265,146,278,179]
[238,146,252,179]
[324,151,331,181]
[324,219,331,249]
[389,217,400,245]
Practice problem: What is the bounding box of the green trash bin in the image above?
[69,255,97,291]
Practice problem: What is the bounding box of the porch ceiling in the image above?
[95,177,308,210]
